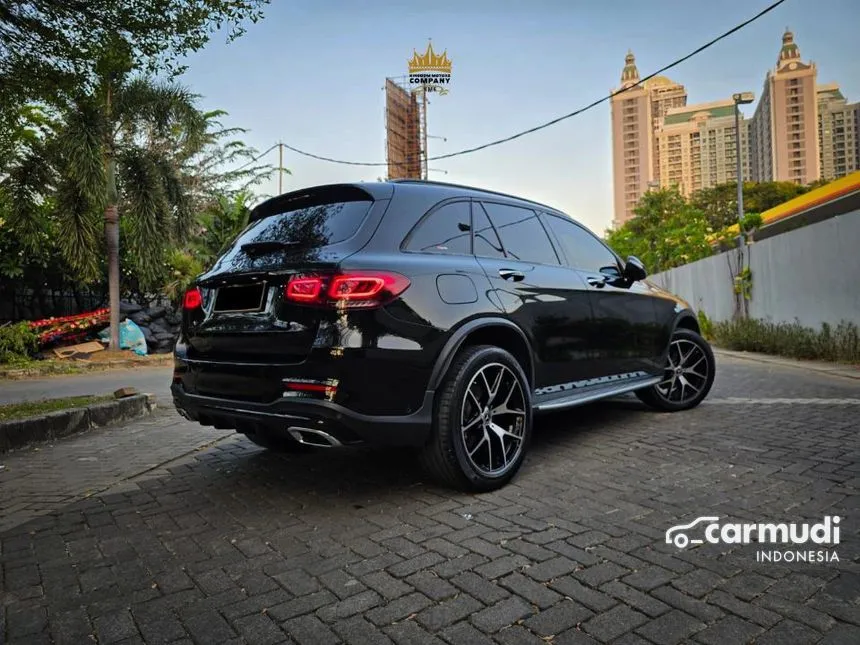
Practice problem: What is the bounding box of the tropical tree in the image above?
[1,1,269,112]
[605,187,712,273]
[689,180,814,231]
[192,191,256,264]
[182,110,276,213]
[55,47,207,349]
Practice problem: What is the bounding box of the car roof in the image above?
[250,180,567,221]
[388,179,564,215]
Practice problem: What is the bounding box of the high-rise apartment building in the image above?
[818,83,860,180]
[749,30,820,184]
[610,30,856,228]
[610,51,687,228]
[654,99,750,197]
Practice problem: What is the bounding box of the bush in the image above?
[697,310,714,341]
[712,318,860,364]
[0,322,39,364]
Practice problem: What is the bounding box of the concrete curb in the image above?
[714,348,860,381]
[0,393,156,453]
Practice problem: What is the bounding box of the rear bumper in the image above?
[171,384,434,447]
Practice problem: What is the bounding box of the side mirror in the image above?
[624,256,647,281]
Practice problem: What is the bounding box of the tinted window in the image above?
[481,202,559,265]
[544,214,620,273]
[236,200,370,248]
[212,200,372,272]
[472,203,505,259]
[405,201,471,255]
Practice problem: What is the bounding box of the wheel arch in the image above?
[429,318,535,392]
[672,310,701,336]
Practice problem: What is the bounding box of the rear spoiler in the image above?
[249,183,392,222]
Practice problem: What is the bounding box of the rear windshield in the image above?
[209,200,372,272]
[237,200,371,248]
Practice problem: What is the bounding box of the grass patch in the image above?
[713,318,860,364]
[0,394,114,422]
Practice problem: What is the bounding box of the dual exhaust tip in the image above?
[287,426,342,448]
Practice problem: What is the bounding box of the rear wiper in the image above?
[240,240,300,255]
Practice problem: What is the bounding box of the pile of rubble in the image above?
[119,301,181,354]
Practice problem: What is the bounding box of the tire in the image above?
[420,345,533,492]
[241,430,311,453]
[636,328,716,412]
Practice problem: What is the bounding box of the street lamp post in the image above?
[732,92,755,242]
[732,91,755,318]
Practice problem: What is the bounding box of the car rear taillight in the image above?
[183,287,203,310]
[285,271,410,308]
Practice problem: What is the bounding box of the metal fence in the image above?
[0,288,107,323]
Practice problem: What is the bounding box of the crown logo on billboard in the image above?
[408,43,452,74]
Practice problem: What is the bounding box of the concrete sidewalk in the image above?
[714,348,860,381]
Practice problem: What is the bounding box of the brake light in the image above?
[284,272,410,308]
[286,277,323,302]
[284,382,336,393]
[183,287,203,310]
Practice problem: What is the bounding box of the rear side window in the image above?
[472,202,505,259]
[405,201,471,255]
[480,202,559,265]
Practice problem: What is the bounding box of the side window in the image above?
[544,214,621,274]
[480,202,559,265]
[404,201,471,255]
[472,202,505,259]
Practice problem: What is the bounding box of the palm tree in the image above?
[55,70,206,350]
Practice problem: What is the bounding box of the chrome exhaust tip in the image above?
[287,426,342,448]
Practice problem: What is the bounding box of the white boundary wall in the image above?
[650,208,860,328]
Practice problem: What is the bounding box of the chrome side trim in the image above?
[534,376,661,412]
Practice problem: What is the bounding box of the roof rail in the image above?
[389,178,558,212]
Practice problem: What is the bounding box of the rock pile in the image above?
[119,301,181,354]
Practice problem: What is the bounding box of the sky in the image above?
[180,0,860,235]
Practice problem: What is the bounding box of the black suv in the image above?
[172,180,715,491]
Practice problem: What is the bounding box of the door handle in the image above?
[587,276,606,288]
[498,269,525,282]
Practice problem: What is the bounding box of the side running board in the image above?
[533,375,661,413]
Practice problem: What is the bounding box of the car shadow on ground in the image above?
[149,396,653,503]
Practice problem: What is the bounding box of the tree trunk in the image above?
[105,201,120,350]
[104,81,120,351]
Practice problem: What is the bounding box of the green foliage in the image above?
[1,1,269,106]
[163,249,205,305]
[183,111,276,210]
[0,394,113,421]
[0,322,38,364]
[689,181,813,231]
[713,318,860,364]
[697,310,714,341]
[605,179,822,275]
[51,74,209,291]
[605,187,713,273]
[192,191,255,264]
[733,267,753,300]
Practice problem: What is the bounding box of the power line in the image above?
[232,143,279,172]
[271,0,788,169]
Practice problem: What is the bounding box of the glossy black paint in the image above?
[172,180,699,447]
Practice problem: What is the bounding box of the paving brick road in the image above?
[1,354,859,644]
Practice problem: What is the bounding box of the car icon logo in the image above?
[665,516,720,549]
